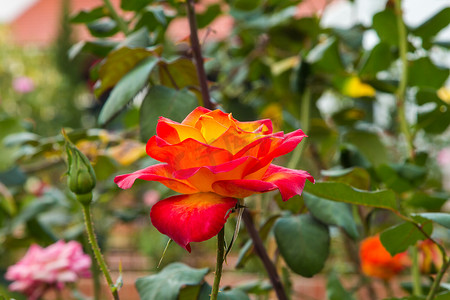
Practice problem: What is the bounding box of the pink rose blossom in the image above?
[13,76,35,94]
[5,240,91,300]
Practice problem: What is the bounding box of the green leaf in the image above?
[304,181,397,211]
[306,37,344,73]
[303,192,359,239]
[158,58,200,92]
[344,129,389,166]
[71,7,106,23]
[197,4,222,28]
[231,0,263,11]
[408,57,449,89]
[415,213,450,229]
[274,214,330,277]
[87,18,119,38]
[412,7,450,48]
[68,40,117,59]
[407,192,448,211]
[358,42,393,78]
[139,86,198,142]
[135,263,208,300]
[321,167,371,190]
[121,0,152,11]
[95,46,161,98]
[372,9,398,45]
[380,221,433,256]
[116,27,151,48]
[98,56,159,126]
[327,271,355,300]
[198,283,250,300]
[134,6,169,32]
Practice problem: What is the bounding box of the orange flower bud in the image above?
[359,235,409,280]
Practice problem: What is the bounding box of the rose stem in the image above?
[186,0,213,109]
[242,209,288,300]
[81,201,120,300]
[210,227,225,300]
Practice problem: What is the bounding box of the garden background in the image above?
[0,0,449,299]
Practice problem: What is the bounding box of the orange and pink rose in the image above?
[115,107,314,251]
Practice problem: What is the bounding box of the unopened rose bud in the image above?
[63,131,96,204]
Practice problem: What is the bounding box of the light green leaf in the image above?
[98,56,159,126]
[198,283,250,300]
[95,46,161,98]
[303,192,359,239]
[135,263,208,300]
[415,213,450,229]
[380,221,433,256]
[304,181,397,211]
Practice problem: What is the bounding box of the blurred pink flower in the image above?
[437,148,450,192]
[13,76,35,94]
[5,240,91,300]
[143,189,160,207]
[437,148,450,166]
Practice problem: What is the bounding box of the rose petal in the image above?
[157,117,206,144]
[212,179,277,198]
[237,119,273,134]
[262,164,314,201]
[174,156,260,192]
[181,106,212,126]
[146,136,233,169]
[197,115,229,143]
[150,193,237,252]
[114,163,198,194]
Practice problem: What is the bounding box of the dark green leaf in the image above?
[274,214,330,277]
[135,263,208,300]
[139,86,198,142]
[87,18,119,38]
[380,221,433,256]
[68,40,117,59]
[358,43,393,78]
[415,213,450,229]
[408,57,449,89]
[304,181,397,211]
[344,130,389,166]
[98,56,159,125]
[327,271,355,300]
[197,4,222,28]
[306,37,344,73]
[71,7,106,23]
[303,192,359,239]
[121,0,152,12]
[373,9,398,45]
[134,6,168,32]
[198,283,250,300]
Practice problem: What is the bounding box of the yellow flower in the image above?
[342,76,376,98]
[437,86,450,105]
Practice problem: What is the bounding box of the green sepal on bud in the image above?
[62,129,96,202]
